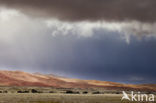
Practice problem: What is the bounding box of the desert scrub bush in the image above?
[66,90,80,94]
[31,89,38,93]
[49,91,55,93]
[30,101,59,103]
[82,91,88,94]
[92,91,100,94]
[17,90,29,93]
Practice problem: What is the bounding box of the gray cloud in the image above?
[0,0,156,22]
[0,9,156,84]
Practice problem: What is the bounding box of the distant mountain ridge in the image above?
[0,70,155,92]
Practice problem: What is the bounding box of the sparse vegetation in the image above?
[0,87,155,103]
[82,91,88,94]
[92,91,100,94]
[0,93,121,103]
[31,89,38,93]
[66,90,80,94]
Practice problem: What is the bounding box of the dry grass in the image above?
[1,93,155,103]
[0,87,155,103]
[0,93,123,103]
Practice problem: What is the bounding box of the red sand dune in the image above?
[0,70,155,91]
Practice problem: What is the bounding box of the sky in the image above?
[0,0,156,84]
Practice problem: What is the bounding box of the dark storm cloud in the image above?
[0,3,156,84]
[0,0,156,22]
[1,29,156,84]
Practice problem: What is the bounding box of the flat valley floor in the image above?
[0,94,156,103]
[0,94,122,103]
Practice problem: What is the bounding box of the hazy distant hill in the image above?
[0,70,155,92]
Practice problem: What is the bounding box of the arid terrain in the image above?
[0,70,155,103]
[0,93,126,103]
[0,70,155,92]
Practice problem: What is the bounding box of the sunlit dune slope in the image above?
[0,70,155,91]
